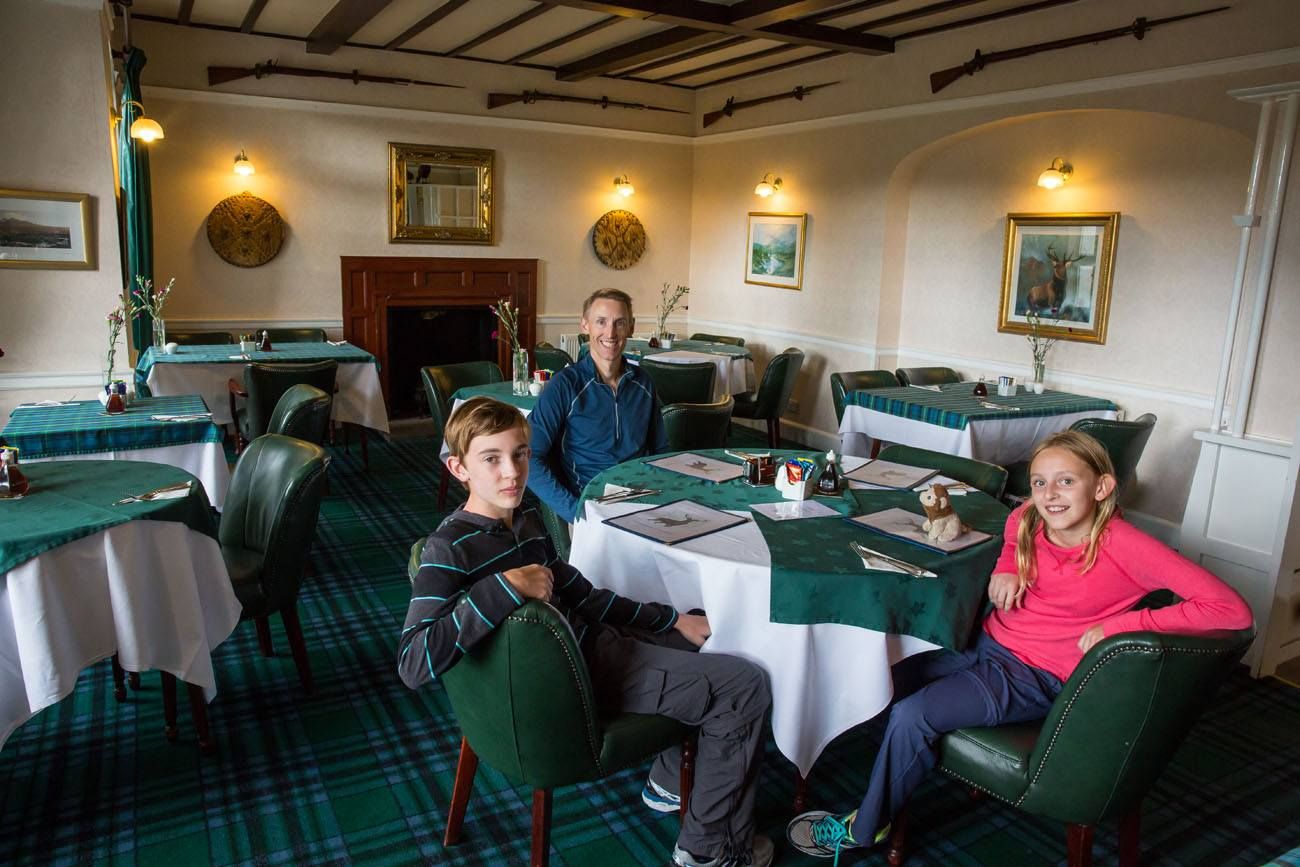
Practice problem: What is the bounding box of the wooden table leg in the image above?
[186,682,216,755]
[127,671,141,690]
[793,770,809,814]
[160,672,179,742]
[110,654,127,702]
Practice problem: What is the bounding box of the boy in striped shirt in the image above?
[398,397,772,867]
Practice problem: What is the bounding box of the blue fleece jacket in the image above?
[528,352,667,522]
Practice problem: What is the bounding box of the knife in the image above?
[849,541,938,578]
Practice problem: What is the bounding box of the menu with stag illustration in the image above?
[646,452,745,483]
[842,459,938,490]
[603,499,749,546]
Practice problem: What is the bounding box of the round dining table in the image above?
[0,460,242,752]
[569,449,1009,779]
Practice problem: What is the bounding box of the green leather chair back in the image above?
[268,384,332,446]
[441,600,688,790]
[535,499,571,561]
[169,330,235,345]
[830,370,900,425]
[736,348,805,420]
[420,361,505,453]
[241,361,338,443]
[261,328,328,343]
[688,332,746,347]
[895,366,960,387]
[939,626,1254,828]
[1072,413,1157,495]
[878,443,1008,499]
[219,434,329,616]
[663,396,734,451]
[639,358,716,406]
[534,342,574,372]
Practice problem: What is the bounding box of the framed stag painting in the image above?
[745,212,806,290]
[997,212,1118,344]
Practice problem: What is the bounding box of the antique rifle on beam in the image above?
[929,6,1229,94]
[702,82,838,129]
[487,90,688,114]
[208,60,463,89]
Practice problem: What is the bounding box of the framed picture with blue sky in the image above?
[745,211,806,290]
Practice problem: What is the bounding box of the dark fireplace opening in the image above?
[386,306,497,419]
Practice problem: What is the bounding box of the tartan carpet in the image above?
[1,430,1297,866]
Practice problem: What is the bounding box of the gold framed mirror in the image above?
[389,143,494,244]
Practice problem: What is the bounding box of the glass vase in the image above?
[512,346,530,396]
[1032,360,1046,393]
[152,316,166,350]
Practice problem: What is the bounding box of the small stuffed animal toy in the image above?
[919,483,966,543]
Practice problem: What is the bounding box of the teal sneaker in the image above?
[786,810,886,865]
[642,777,681,813]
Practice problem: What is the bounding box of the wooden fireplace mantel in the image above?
[340,256,538,407]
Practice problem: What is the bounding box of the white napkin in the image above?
[855,551,914,574]
[151,413,212,422]
[15,400,73,408]
[326,339,349,346]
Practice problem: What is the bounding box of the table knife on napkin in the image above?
[849,541,937,578]
[115,481,193,505]
[151,413,213,422]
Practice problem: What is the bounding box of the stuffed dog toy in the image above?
[919,482,965,543]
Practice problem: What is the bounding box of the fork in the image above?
[850,541,936,578]
[115,481,192,505]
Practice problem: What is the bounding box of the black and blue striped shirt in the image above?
[397,505,678,689]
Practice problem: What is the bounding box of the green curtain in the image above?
[118,48,154,352]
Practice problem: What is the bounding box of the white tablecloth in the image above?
[839,405,1117,466]
[0,521,243,751]
[147,362,390,434]
[25,442,231,510]
[632,350,756,400]
[570,500,937,777]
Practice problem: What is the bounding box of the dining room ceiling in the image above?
[124,0,1098,90]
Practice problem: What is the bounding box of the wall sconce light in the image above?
[123,99,164,142]
[754,173,782,197]
[233,148,256,176]
[1037,158,1072,190]
[613,174,634,197]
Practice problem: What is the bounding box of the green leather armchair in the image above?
[663,396,734,451]
[732,348,805,448]
[439,599,695,866]
[639,358,717,406]
[420,361,504,510]
[830,370,900,426]
[259,327,328,343]
[1004,413,1157,501]
[895,366,960,387]
[534,341,574,372]
[268,383,332,446]
[886,625,1255,867]
[877,443,1009,499]
[168,330,235,345]
[688,332,746,347]
[228,361,338,453]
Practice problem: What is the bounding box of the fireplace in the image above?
[340,256,537,418]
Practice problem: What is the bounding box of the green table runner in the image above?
[135,342,377,396]
[452,381,538,411]
[0,461,217,574]
[581,450,1009,649]
[847,382,1116,430]
[1,396,222,459]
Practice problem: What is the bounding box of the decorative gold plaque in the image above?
[591,209,646,270]
[206,192,284,267]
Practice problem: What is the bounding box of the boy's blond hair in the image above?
[581,288,634,318]
[443,396,530,459]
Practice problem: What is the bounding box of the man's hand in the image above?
[674,612,712,648]
[1078,624,1105,654]
[503,564,553,602]
[987,572,1026,611]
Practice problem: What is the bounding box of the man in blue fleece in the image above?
[528,288,667,522]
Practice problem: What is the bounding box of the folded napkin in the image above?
[980,401,1020,411]
[151,413,212,422]
[909,384,942,392]
[15,400,74,408]
[326,339,349,346]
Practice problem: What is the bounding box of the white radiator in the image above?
[559,333,584,356]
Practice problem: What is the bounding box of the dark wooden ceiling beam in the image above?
[557,28,736,81]
[619,35,747,77]
[177,0,194,26]
[726,0,872,29]
[851,0,992,31]
[240,0,269,33]
[896,0,1083,41]
[448,3,557,57]
[306,0,395,55]
[384,0,471,50]
[506,14,621,64]
[657,42,796,83]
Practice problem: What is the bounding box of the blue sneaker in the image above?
[641,777,680,813]
[786,810,886,865]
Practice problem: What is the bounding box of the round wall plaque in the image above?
[206,192,285,267]
[591,209,646,270]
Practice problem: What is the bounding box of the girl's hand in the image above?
[674,613,712,647]
[987,572,1025,611]
[1078,624,1105,654]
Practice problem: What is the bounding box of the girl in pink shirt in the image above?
[788,430,1252,863]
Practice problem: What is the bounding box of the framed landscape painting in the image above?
[997,212,1118,344]
[0,189,94,269]
[745,212,806,290]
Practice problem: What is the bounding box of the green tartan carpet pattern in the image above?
[1,430,1298,866]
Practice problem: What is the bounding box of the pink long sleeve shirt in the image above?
[984,506,1253,682]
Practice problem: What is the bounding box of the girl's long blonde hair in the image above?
[1014,430,1119,587]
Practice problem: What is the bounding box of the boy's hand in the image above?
[1078,624,1105,654]
[674,612,711,647]
[987,572,1025,611]
[503,564,553,602]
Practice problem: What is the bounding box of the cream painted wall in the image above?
[0,0,122,420]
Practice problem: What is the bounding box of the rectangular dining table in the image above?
[1,394,230,509]
[135,342,390,435]
[587,339,757,400]
[0,460,243,753]
[839,381,1118,466]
